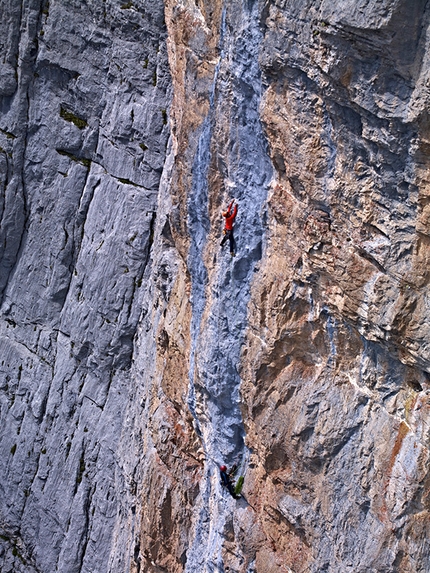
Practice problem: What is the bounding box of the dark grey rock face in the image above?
[0,1,170,571]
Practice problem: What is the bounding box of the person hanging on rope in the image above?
[220,199,238,256]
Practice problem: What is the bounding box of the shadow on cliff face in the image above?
[231,241,262,282]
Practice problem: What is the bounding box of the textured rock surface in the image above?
[1,1,430,572]
[0,1,170,571]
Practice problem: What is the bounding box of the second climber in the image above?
[219,464,241,499]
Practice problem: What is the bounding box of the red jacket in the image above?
[223,200,238,230]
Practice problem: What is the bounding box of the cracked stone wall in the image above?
[0,1,170,571]
[241,1,430,572]
[1,1,430,573]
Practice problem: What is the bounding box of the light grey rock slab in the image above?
[0,0,170,571]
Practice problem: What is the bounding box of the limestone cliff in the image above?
[1,1,430,572]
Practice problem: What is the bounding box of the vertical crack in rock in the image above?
[184,2,273,570]
[187,113,212,438]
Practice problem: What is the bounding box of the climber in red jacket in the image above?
[220,199,238,256]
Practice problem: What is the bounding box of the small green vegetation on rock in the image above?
[118,177,138,186]
[139,142,148,151]
[10,444,17,455]
[12,545,26,565]
[161,109,167,125]
[0,128,16,139]
[120,1,133,8]
[60,107,88,129]
[56,149,91,168]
